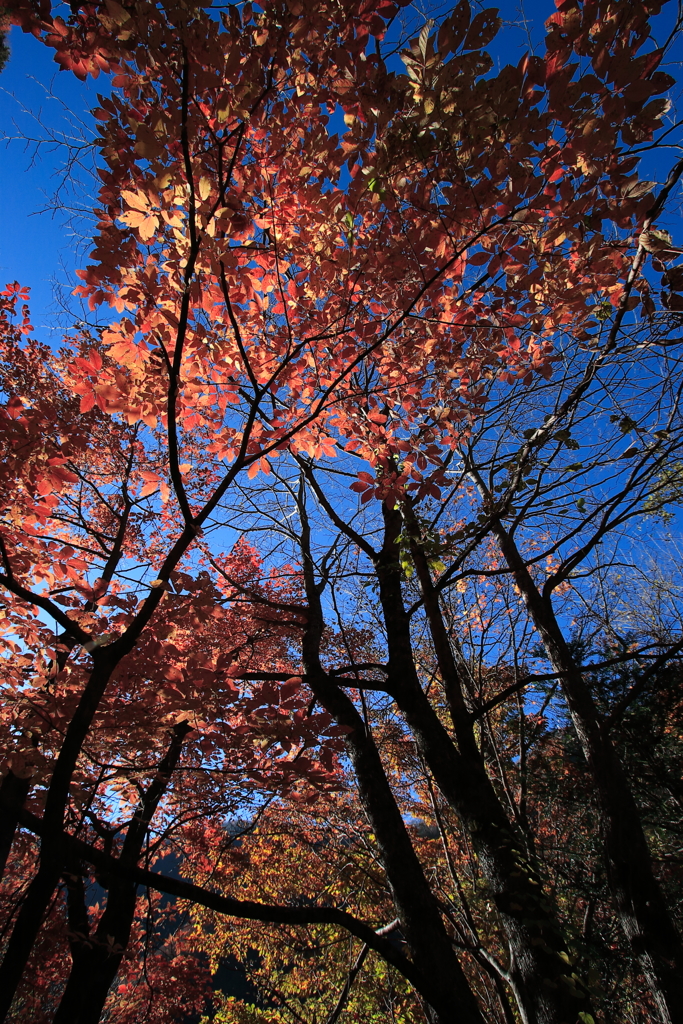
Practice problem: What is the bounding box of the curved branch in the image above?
[13,808,429,1002]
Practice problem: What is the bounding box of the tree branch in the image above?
[471,646,681,721]
[602,637,683,731]
[11,807,429,1000]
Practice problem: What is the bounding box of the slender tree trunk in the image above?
[0,852,63,1021]
[374,504,594,1024]
[0,656,116,1021]
[0,771,30,880]
[0,634,80,882]
[494,519,683,1024]
[53,722,191,1024]
[305,662,485,1024]
[52,859,120,1024]
[297,488,485,1024]
[53,877,138,1024]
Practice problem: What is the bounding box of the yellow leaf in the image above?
[198,177,212,201]
[138,214,158,240]
[120,210,158,241]
[161,209,184,228]
[121,189,150,212]
[120,210,147,228]
[216,96,231,122]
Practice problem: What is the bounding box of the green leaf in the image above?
[618,415,637,434]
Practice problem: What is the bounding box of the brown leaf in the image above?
[463,8,500,50]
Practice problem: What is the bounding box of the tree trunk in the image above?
[297,490,485,1024]
[0,656,116,1022]
[52,722,191,1024]
[53,877,138,1024]
[373,504,594,1024]
[494,519,683,1024]
[306,663,486,1024]
[0,771,30,880]
[0,854,62,1021]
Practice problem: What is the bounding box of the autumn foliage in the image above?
[1,1,683,1023]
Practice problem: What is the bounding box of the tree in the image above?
[1,0,683,1022]
[0,32,8,72]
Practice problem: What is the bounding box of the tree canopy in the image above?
[1,1,683,1023]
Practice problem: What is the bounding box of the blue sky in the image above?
[0,26,102,342]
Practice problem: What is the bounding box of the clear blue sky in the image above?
[0,25,102,342]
